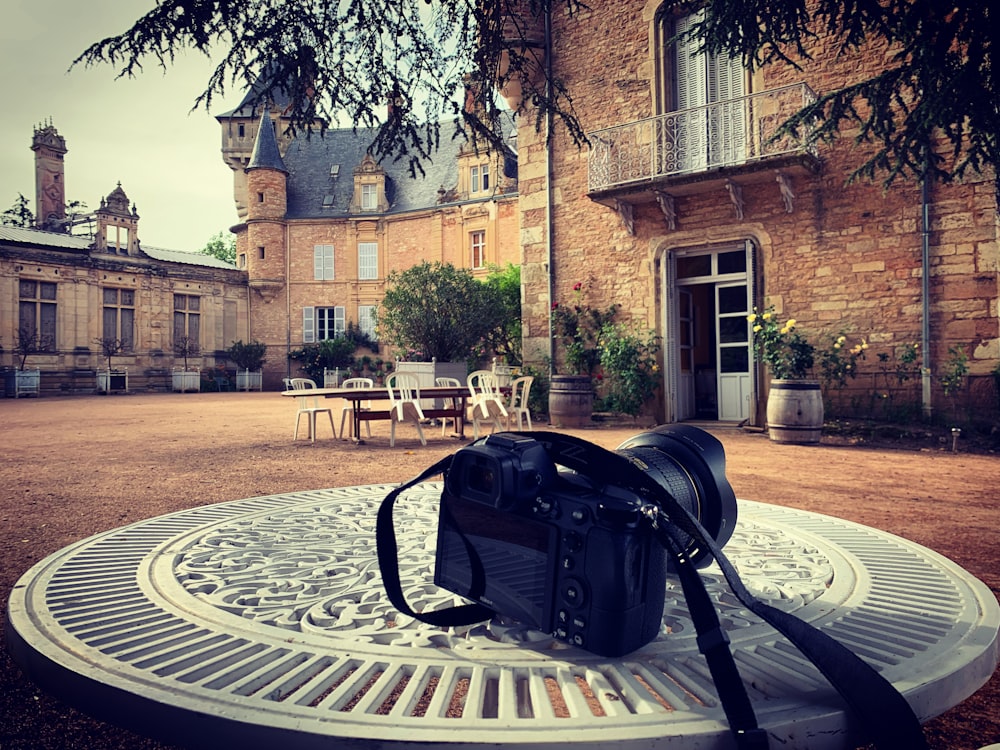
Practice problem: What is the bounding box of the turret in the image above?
[244,112,288,302]
[31,120,68,231]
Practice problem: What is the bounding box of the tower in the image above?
[31,121,67,231]
[244,112,288,303]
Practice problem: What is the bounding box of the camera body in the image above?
[435,433,668,657]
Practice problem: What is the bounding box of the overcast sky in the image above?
[1,0,239,252]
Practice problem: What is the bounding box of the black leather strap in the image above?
[376,455,493,626]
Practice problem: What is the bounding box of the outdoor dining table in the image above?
[7,483,998,750]
[282,385,494,443]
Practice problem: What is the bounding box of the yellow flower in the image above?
[834,342,842,349]
[746,313,756,322]
[753,324,762,333]
[786,319,797,328]
[837,335,846,345]
[762,312,772,321]
[780,325,790,335]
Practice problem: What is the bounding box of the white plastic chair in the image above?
[506,376,534,431]
[435,377,463,436]
[290,378,336,443]
[339,377,374,439]
[467,370,507,439]
[385,372,427,447]
[491,358,514,387]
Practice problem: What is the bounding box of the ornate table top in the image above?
[8,484,998,749]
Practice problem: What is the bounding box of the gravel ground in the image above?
[1,392,997,749]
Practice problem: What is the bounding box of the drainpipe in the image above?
[544,1,555,376]
[920,151,932,420]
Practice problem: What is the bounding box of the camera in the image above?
[433,425,737,657]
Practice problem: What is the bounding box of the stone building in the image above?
[515,0,999,425]
[2,105,520,393]
[0,123,248,395]
[215,92,521,389]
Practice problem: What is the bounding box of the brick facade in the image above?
[517,0,998,425]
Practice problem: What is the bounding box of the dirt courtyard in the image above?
[1,391,998,749]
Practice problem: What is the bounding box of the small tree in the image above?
[227,340,268,371]
[2,194,34,228]
[95,336,125,372]
[201,231,237,264]
[480,263,523,366]
[378,262,505,363]
[14,327,52,370]
[174,335,200,371]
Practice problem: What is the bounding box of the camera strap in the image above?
[375,434,927,750]
[518,431,927,750]
[377,455,495,627]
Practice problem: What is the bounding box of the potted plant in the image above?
[5,327,47,398]
[748,307,822,443]
[172,335,201,392]
[95,336,128,394]
[549,282,618,426]
[227,339,267,391]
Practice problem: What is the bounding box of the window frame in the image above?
[358,242,378,280]
[102,287,136,351]
[17,279,57,352]
[470,230,486,269]
[314,244,335,280]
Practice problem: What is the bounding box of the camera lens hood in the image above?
[615,425,738,558]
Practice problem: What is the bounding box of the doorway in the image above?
[664,243,755,423]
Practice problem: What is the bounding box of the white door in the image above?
[677,289,695,420]
[716,282,752,421]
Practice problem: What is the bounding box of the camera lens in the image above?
[615,425,737,567]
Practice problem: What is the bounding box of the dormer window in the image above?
[361,184,377,210]
[471,163,490,194]
[106,225,130,254]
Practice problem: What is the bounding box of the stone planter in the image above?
[4,369,40,398]
[766,379,824,444]
[236,369,263,392]
[395,360,467,409]
[548,374,594,428]
[97,369,128,394]
[172,369,201,393]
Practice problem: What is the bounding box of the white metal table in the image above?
[7,484,998,749]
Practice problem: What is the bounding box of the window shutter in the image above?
[334,306,346,336]
[303,306,315,343]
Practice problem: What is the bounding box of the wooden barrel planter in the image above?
[548,374,594,428]
[766,379,824,444]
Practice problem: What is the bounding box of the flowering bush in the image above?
[817,332,869,389]
[597,322,661,417]
[551,283,618,376]
[747,307,814,379]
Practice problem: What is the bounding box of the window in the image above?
[658,9,746,171]
[102,288,135,350]
[358,242,378,280]
[358,305,377,340]
[173,294,201,350]
[105,224,130,254]
[302,306,345,343]
[314,244,335,280]
[237,253,246,269]
[258,246,265,259]
[361,184,377,210]
[470,163,490,194]
[18,279,57,351]
[470,230,486,269]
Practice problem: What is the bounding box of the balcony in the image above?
[587,83,821,216]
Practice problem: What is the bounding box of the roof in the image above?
[247,113,286,172]
[0,225,237,270]
[282,114,517,219]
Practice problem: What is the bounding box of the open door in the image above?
[716,281,752,421]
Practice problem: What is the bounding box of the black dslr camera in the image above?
[433,425,737,657]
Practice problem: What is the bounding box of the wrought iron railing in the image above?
[587,83,818,192]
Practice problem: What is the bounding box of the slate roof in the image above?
[0,225,237,270]
[282,115,517,219]
[247,113,286,172]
